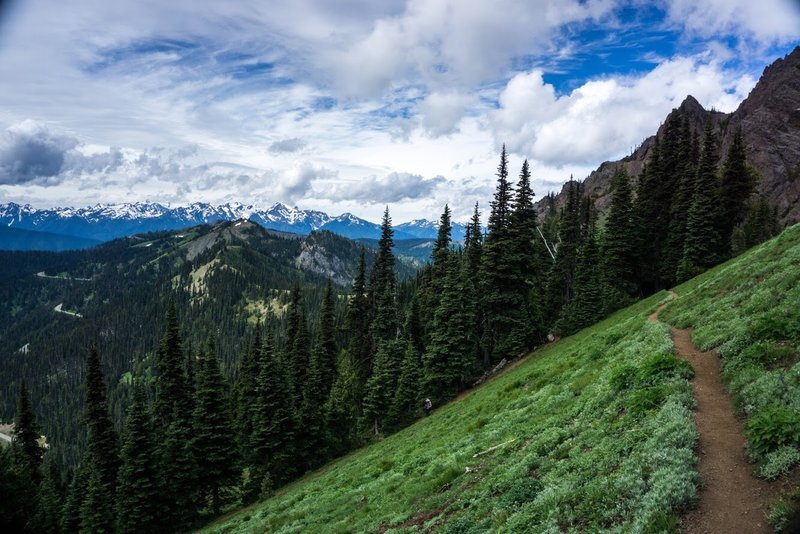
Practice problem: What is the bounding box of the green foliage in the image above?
[602,166,638,309]
[205,292,699,533]
[746,406,800,459]
[767,495,797,532]
[760,446,800,480]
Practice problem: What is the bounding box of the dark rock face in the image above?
[537,46,800,226]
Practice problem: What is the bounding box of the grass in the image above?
[208,224,800,533]
[662,224,800,470]
[206,292,699,533]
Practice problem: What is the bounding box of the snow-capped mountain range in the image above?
[0,202,467,246]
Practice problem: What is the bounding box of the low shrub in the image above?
[746,405,800,459]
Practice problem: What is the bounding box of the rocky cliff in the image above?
[537,46,800,225]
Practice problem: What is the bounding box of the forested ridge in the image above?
[0,111,784,532]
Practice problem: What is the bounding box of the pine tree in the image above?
[235,326,261,465]
[191,338,237,515]
[297,280,338,471]
[154,300,192,429]
[80,461,114,533]
[370,207,398,345]
[601,167,638,312]
[285,282,311,402]
[30,457,61,533]
[481,148,528,362]
[158,413,197,525]
[250,327,295,489]
[678,121,722,281]
[13,380,42,480]
[61,463,87,533]
[432,204,452,274]
[509,159,546,344]
[345,248,371,394]
[116,383,160,534]
[424,252,476,399]
[81,345,118,532]
[718,127,755,258]
[545,178,582,324]
[465,203,484,365]
[731,195,780,254]
[362,340,401,435]
[324,350,361,457]
[556,218,603,335]
[387,341,423,430]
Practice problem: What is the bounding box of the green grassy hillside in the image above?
[207,224,800,534]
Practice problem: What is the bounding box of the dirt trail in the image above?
[650,291,773,533]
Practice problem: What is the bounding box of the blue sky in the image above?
[0,0,797,223]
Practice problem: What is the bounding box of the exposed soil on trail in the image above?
[651,291,777,533]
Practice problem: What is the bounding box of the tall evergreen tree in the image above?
[362,340,402,435]
[154,300,192,428]
[13,380,42,480]
[432,204,452,274]
[324,350,361,457]
[116,383,160,534]
[465,202,485,366]
[30,457,61,534]
[285,283,310,402]
[80,345,118,532]
[370,207,398,345]
[61,463,88,533]
[481,148,528,363]
[545,178,583,324]
[555,218,603,335]
[601,167,638,312]
[345,248,371,394]
[678,121,722,281]
[250,327,295,489]
[191,338,237,515]
[388,341,423,430]
[718,127,755,257]
[235,326,261,465]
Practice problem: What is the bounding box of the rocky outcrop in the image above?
[537,46,800,226]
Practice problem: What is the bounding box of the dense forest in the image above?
[0,113,783,532]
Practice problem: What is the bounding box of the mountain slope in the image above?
[0,226,100,251]
[206,223,800,533]
[539,46,800,226]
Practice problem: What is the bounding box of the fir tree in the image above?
[250,327,295,488]
[362,340,402,434]
[191,338,237,515]
[556,218,603,335]
[13,380,42,480]
[81,345,118,532]
[30,458,61,533]
[424,252,476,399]
[465,202,484,365]
[235,326,261,465]
[61,463,88,533]
[370,207,398,345]
[678,121,722,280]
[116,383,160,534]
[324,350,361,457]
[718,127,755,257]
[601,167,638,312]
[432,204,452,274]
[545,178,582,324]
[481,149,528,362]
[388,341,423,430]
[345,248,371,394]
[154,300,192,428]
[285,282,310,402]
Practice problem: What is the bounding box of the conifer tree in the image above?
[61,463,87,533]
[250,327,294,489]
[432,204,452,274]
[285,283,310,402]
[404,295,425,355]
[481,148,527,362]
[81,345,118,532]
[191,338,237,515]
[388,341,423,430]
[362,340,401,435]
[424,252,476,399]
[465,202,484,364]
[30,458,61,534]
[678,122,722,281]
[324,350,361,457]
[345,248,371,392]
[601,167,638,312]
[235,326,261,464]
[556,218,603,335]
[370,207,398,345]
[13,380,42,480]
[545,178,582,324]
[154,300,192,428]
[718,127,755,257]
[116,383,160,534]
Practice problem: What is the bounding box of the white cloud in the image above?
[324,172,446,203]
[417,91,475,136]
[666,0,800,46]
[491,53,758,166]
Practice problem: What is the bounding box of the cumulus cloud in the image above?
[491,53,757,166]
[268,137,307,154]
[325,172,446,203]
[277,163,335,202]
[0,121,126,185]
[666,0,800,46]
[418,91,475,136]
